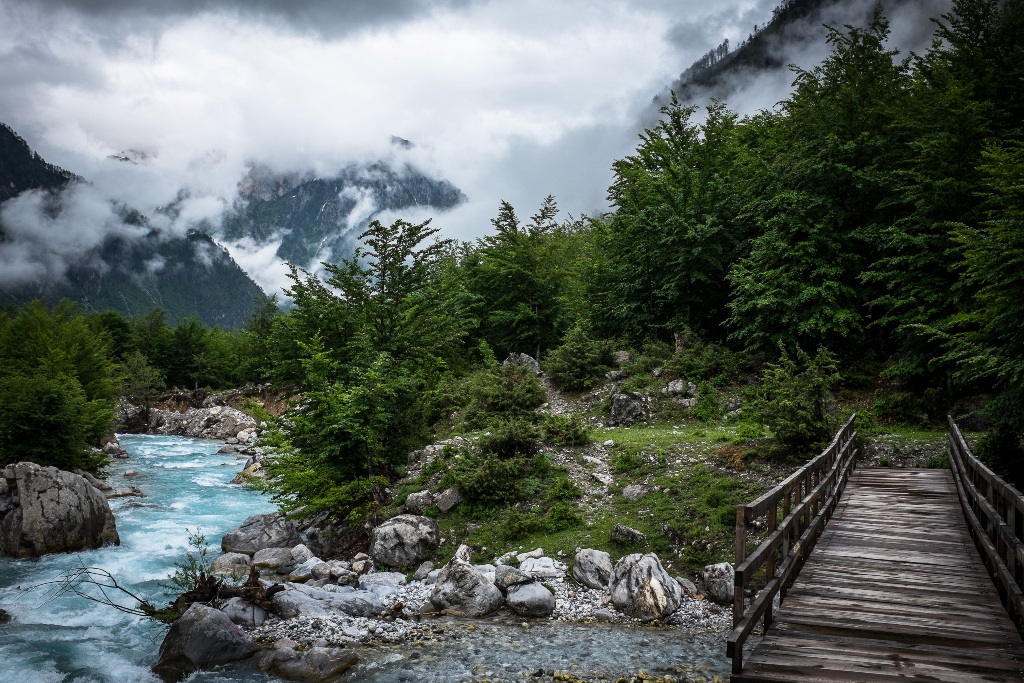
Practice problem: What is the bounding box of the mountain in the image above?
[0,123,81,201]
[0,123,264,328]
[661,0,917,109]
[222,160,467,269]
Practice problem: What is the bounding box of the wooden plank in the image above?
[733,466,1024,683]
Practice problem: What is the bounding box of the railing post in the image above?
[765,499,777,629]
[734,505,747,628]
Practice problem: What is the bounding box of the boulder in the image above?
[210,552,250,576]
[413,561,434,580]
[506,582,555,617]
[258,646,358,682]
[519,556,566,579]
[358,571,406,588]
[404,490,434,514]
[221,512,302,556]
[370,514,439,568]
[271,583,384,619]
[502,352,542,376]
[609,553,683,622]
[435,488,462,513]
[290,543,314,563]
[516,547,544,563]
[571,549,613,589]
[622,484,653,501]
[608,393,649,427]
[152,603,258,682]
[701,562,735,604]
[252,547,294,570]
[430,556,505,617]
[662,379,685,396]
[0,462,119,557]
[288,557,329,583]
[610,524,647,545]
[494,565,532,593]
[220,597,268,628]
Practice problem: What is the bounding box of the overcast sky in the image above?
[0,0,949,293]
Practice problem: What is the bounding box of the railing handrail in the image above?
[726,414,858,674]
[947,416,1024,634]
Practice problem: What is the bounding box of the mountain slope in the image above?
[223,161,467,268]
[0,123,81,201]
[0,123,264,327]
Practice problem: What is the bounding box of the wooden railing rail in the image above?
[947,416,1024,633]
[726,414,858,674]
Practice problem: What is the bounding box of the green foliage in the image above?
[540,414,591,447]
[546,503,582,532]
[164,529,214,596]
[548,477,583,501]
[542,325,612,391]
[748,347,841,459]
[692,382,722,422]
[0,300,115,471]
[611,449,643,474]
[441,452,551,508]
[464,362,546,425]
[117,351,165,421]
[477,418,540,458]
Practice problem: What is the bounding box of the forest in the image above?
[1,0,1021,517]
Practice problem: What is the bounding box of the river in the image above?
[0,435,732,682]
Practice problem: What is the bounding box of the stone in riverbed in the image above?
[429,552,504,617]
[271,583,384,619]
[221,512,302,556]
[494,565,532,593]
[609,553,683,622]
[288,556,329,583]
[519,556,566,579]
[700,562,735,604]
[506,581,555,617]
[152,603,258,683]
[413,561,434,580]
[210,552,250,576]
[257,646,358,682]
[252,547,294,570]
[290,543,314,563]
[369,514,439,568]
[1,462,119,557]
[220,597,268,628]
[571,549,613,589]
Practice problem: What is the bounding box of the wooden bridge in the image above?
[727,415,1024,681]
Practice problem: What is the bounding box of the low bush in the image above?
[478,418,540,458]
[543,325,613,392]
[464,363,546,425]
[540,414,591,447]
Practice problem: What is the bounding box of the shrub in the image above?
[549,477,583,500]
[543,326,613,392]
[546,503,582,532]
[465,363,546,425]
[477,418,540,458]
[540,414,591,447]
[692,382,722,422]
[611,450,642,474]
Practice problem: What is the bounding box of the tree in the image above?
[118,351,166,423]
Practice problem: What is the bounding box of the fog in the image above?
[0,0,953,295]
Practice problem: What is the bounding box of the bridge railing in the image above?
[726,413,858,674]
[947,416,1024,633]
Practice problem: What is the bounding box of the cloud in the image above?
[0,0,955,296]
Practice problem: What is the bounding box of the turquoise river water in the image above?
[0,435,732,682]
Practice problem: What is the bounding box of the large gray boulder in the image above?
[502,352,542,376]
[257,646,358,682]
[220,597,268,628]
[609,553,683,622]
[701,562,735,604]
[271,583,384,619]
[404,490,434,513]
[252,547,294,570]
[571,549,613,589]
[210,552,250,576]
[221,512,302,556]
[152,603,258,682]
[370,514,439,568]
[430,555,504,617]
[506,582,555,618]
[0,462,119,557]
[608,393,649,427]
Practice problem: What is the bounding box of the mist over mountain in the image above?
[0,123,263,327]
[221,159,466,272]
[656,0,951,116]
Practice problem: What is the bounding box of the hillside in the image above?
[0,123,264,327]
[222,161,467,269]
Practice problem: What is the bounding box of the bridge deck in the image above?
[733,468,1024,682]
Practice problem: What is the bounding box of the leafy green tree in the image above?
[118,351,166,422]
[543,325,612,392]
[466,198,565,358]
